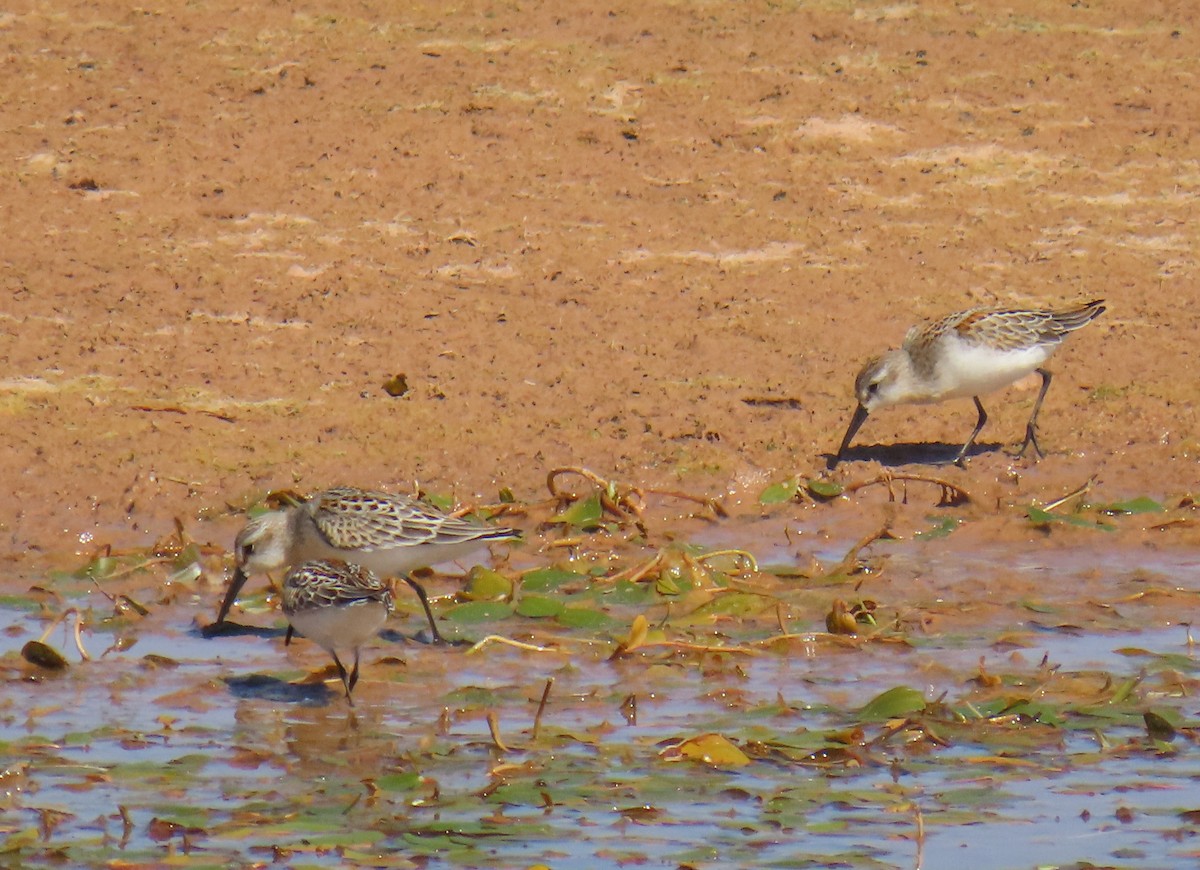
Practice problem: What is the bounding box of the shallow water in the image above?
[6,501,1200,868]
[4,536,1200,870]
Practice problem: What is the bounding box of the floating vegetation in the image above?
[5,474,1200,868]
[761,470,970,506]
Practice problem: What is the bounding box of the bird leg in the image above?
[402,576,445,643]
[1017,368,1052,459]
[954,397,988,467]
[331,651,354,705]
[348,651,361,692]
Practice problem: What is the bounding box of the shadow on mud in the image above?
[826,439,1004,468]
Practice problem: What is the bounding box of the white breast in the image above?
[289,601,389,653]
[930,335,1053,400]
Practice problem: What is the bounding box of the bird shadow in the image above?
[195,620,288,640]
[379,627,470,647]
[224,673,336,706]
[825,440,1004,469]
[196,620,464,646]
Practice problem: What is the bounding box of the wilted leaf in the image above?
[1144,710,1178,741]
[22,641,68,670]
[0,828,39,853]
[140,654,180,670]
[621,614,649,653]
[382,373,409,397]
[825,600,858,635]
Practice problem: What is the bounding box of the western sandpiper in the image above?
[281,560,393,704]
[214,486,519,641]
[834,299,1105,467]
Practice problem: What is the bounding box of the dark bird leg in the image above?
[285,625,295,646]
[348,650,361,692]
[1017,368,1052,459]
[954,397,988,467]
[332,651,354,705]
[402,576,445,643]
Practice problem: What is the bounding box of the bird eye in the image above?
[866,382,880,396]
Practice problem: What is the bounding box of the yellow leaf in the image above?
[964,755,1039,768]
[624,614,649,652]
[675,733,750,768]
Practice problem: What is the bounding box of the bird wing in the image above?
[310,487,516,553]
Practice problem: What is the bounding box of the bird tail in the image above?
[1053,299,1106,331]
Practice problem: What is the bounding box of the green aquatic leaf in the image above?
[443,686,500,706]
[485,779,552,806]
[290,829,387,848]
[916,515,962,539]
[422,492,455,512]
[550,493,604,527]
[464,567,513,601]
[1108,676,1140,705]
[1115,648,1200,672]
[805,479,844,499]
[0,828,38,853]
[1091,496,1166,515]
[1001,699,1065,727]
[858,686,926,721]
[600,579,656,606]
[759,478,799,504]
[1025,506,1114,531]
[75,554,118,580]
[687,591,769,618]
[441,601,514,623]
[521,566,585,592]
[515,595,564,618]
[374,771,421,791]
[654,574,681,596]
[341,850,419,868]
[556,606,619,630]
[0,595,46,611]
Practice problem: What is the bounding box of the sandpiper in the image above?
[281,560,393,704]
[215,486,519,641]
[834,299,1106,467]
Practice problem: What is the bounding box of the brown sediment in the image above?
[0,0,1197,603]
